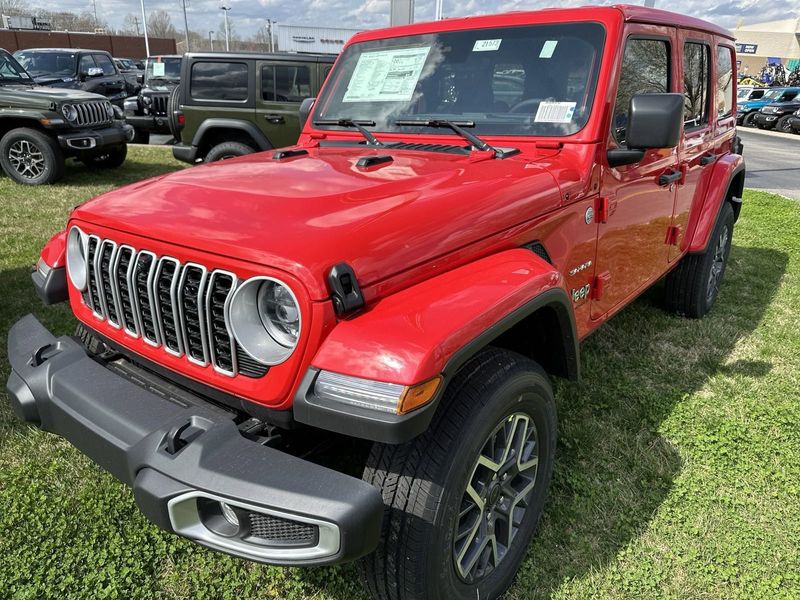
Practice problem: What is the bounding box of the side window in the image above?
[613,38,669,144]
[683,42,710,128]
[262,65,312,102]
[715,46,734,119]
[780,91,799,102]
[190,61,248,101]
[93,54,116,76]
[79,54,96,74]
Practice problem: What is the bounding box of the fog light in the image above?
[220,502,239,527]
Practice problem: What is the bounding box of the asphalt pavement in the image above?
[738,128,800,200]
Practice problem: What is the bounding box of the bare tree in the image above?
[39,10,106,32]
[0,0,30,17]
[148,9,177,39]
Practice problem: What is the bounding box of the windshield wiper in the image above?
[313,118,383,147]
[394,119,496,152]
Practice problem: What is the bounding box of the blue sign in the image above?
[736,43,758,54]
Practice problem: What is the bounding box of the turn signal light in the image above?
[398,377,442,414]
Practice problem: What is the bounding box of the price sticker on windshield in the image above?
[535,101,577,123]
[473,39,502,52]
[152,62,165,77]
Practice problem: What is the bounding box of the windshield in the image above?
[146,58,181,83]
[14,51,76,78]
[312,22,605,137]
[0,51,33,83]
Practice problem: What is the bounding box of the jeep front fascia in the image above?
[7,7,744,599]
[123,55,182,144]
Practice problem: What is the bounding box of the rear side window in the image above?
[683,42,710,128]
[613,38,670,144]
[261,65,311,102]
[716,46,734,119]
[191,61,248,101]
[93,54,116,76]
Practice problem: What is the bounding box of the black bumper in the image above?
[6,314,383,566]
[125,114,172,134]
[172,143,198,163]
[752,113,779,128]
[56,124,134,152]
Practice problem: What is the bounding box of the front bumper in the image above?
[56,124,134,151]
[752,113,779,128]
[6,314,383,566]
[125,113,171,134]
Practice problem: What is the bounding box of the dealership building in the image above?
[733,17,800,75]
[276,24,362,54]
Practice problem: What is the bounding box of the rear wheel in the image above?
[776,115,793,133]
[0,127,64,185]
[204,141,255,162]
[359,348,557,600]
[81,145,127,169]
[664,201,734,318]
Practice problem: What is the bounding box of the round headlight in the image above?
[227,277,301,365]
[61,103,78,122]
[66,226,88,291]
[105,102,115,119]
[142,95,152,106]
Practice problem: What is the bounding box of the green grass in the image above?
[1,147,799,599]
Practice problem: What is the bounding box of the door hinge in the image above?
[665,225,681,246]
[592,271,611,300]
[595,196,609,224]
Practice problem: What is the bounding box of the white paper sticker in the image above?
[473,39,502,52]
[539,40,558,59]
[152,62,165,77]
[534,101,577,123]
[342,46,431,103]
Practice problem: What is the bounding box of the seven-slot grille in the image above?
[74,101,113,127]
[80,236,267,378]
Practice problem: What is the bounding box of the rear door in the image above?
[255,61,314,148]
[592,28,679,319]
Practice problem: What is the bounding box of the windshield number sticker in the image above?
[473,39,502,52]
[539,40,558,59]
[535,101,577,123]
[152,62,165,77]
[343,46,431,103]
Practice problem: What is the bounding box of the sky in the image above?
[26,0,800,38]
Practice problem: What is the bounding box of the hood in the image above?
[0,83,107,108]
[72,146,566,300]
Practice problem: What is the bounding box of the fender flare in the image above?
[685,154,745,254]
[190,118,272,151]
[293,249,579,443]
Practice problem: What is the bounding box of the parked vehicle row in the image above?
[736,86,800,133]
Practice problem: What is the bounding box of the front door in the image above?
[255,61,313,149]
[592,28,678,319]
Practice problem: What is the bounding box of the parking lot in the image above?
[740,128,800,199]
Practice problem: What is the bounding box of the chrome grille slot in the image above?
[206,271,237,376]
[133,251,159,345]
[86,235,103,317]
[114,245,138,337]
[152,94,168,116]
[74,100,112,127]
[153,257,183,356]
[179,264,209,365]
[98,240,120,327]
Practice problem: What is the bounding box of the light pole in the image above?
[434,0,443,20]
[139,0,150,57]
[209,30,214,51]
[220,4,231,52]
[180,0,190,51]
[266,19,275,53]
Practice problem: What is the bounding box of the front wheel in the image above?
[776,115,793,133]
[742,112,757,127]
[80,145,127,169]
[0,127,65,185]
[132,129,150,144]
[359,348,556,600]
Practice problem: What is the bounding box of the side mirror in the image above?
[608,93,684,167]
[83,66,104,79]
[299,97,315,129]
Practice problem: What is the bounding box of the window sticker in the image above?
[539,40,558,59]
[152,62,165,77]
[534,101,576,123]
[342,46,431,103]
[473,39,502,52]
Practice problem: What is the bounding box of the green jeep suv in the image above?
[171,52,334,163]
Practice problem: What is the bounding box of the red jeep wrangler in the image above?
[7,6,744,600]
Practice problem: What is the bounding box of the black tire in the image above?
[167,84,182,142]
[664,201,734,318]
[132,129,150,144]
[742,112,757,127]
[776,115,793,133]
[0,127,64,185]
[204,141,255,162]
[81,145,127,169]
[359,348,557,600]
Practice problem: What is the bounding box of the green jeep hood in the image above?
[0,84,106,110]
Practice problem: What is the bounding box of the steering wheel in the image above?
[509,98,543,114]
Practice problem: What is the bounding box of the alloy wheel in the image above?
[8,139,45,180]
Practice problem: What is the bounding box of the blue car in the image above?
[738,87,800,126]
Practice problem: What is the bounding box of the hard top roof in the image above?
[184,52,336,63]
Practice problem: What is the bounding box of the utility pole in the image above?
[92,0,98,28]
[133,16,141,36]
[266,19,275,53]
[179,0,190,51]
[208,30,214,51]
[140,0,150,57]
[221,3,231,52]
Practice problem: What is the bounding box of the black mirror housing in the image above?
[626,93,684,150]
[298,97,315,130]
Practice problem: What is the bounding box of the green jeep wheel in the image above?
[0,127,65,185]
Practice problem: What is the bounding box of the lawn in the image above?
[1,147,799,599]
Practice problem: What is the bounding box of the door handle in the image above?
[699,154,716,166]
[658,170,682,187]
[265,114,285,124]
